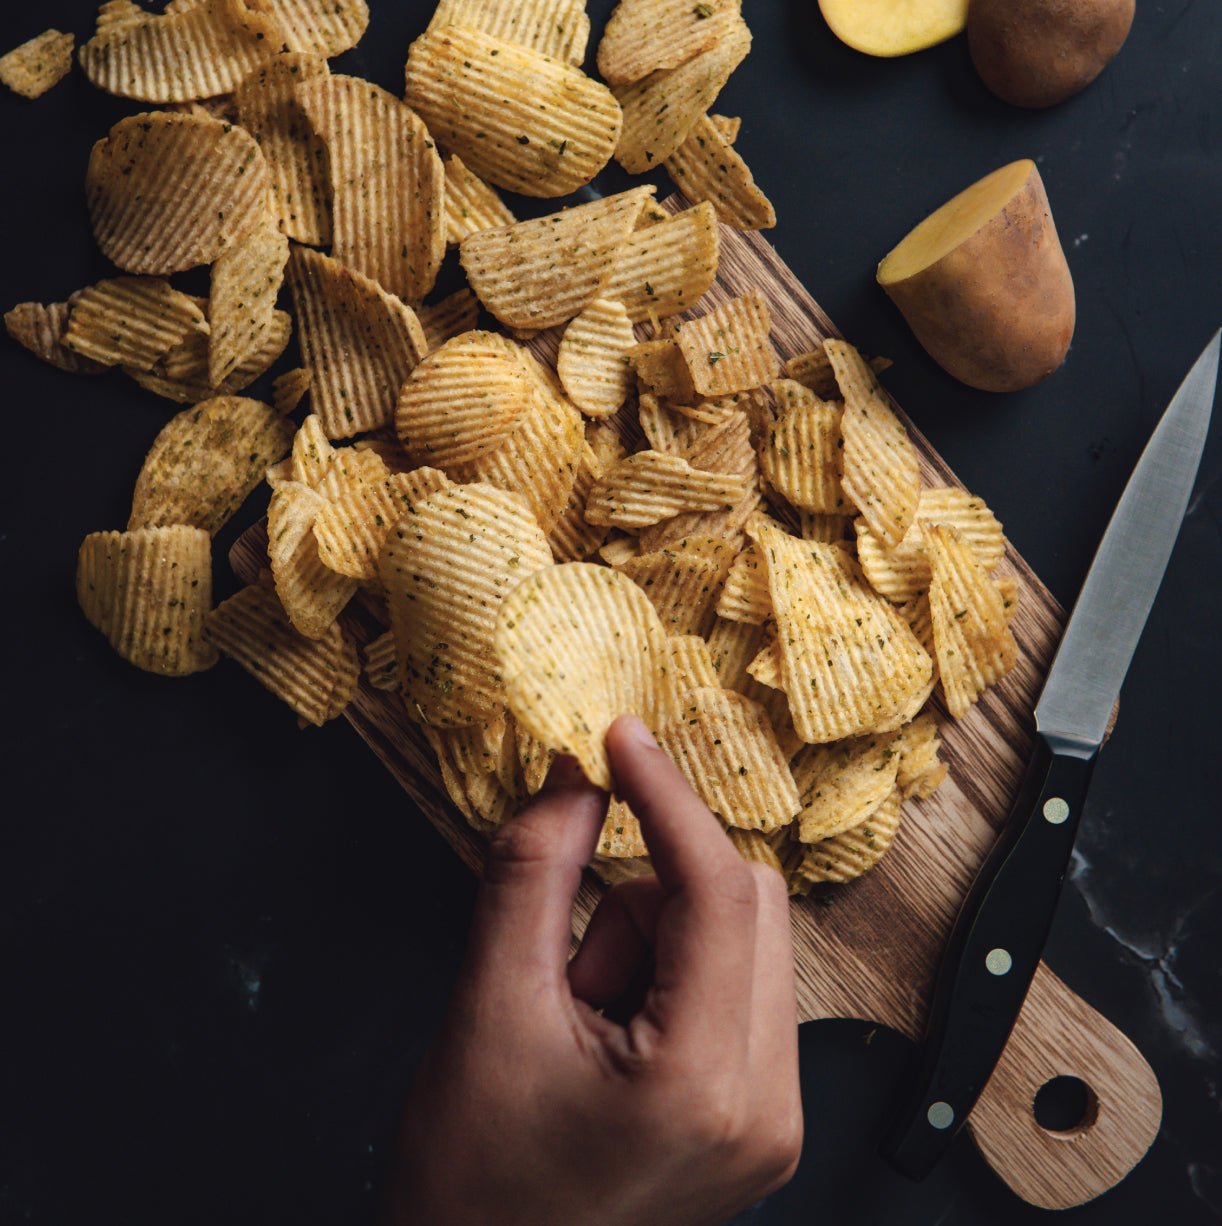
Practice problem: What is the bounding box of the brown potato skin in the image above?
[968,0,1135,109]
[880,167,1075,393]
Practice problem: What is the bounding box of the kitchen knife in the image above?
[882,329,1221,1180]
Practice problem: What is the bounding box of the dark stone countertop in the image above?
[1,2,1218,1223]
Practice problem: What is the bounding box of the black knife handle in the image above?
[880,732,1097,1179]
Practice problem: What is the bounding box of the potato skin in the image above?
[880,168,1075,393]
[968,0,1135,109]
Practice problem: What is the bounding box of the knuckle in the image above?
[483,818,552,884]
[748,860,788,905]
[752,1105,804,1191]
[711,860,758,912]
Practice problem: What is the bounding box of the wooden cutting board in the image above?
[230,204,1160,1211]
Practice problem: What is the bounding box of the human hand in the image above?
[381,715,802,1226]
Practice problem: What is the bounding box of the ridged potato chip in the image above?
[287,246,427,439]
[754,519,933,744]
[798,788,902,884]
[669,633,722,696]
[619,536,736,636]
[272,366,312,416]
[460,187,654,332]
[129,395,294,535]
[599,800,649,858]
[267,480,358,637]
[204,581,360,725]
[613,15,751,173]
[495,563,675,789]
[395,331,530,467]
[630,339,697,403]
[547,442,611,563]
[728,828,784,874]
[665,112,775,230]
[404,26,622,198]
[314,446,389,500]
[637,392,714,455]
[926,522,1018,719]
[800,511,850,543]
[364,630,399,691]
[557,299,636,418]
[417,289,480,353]
[709,113,740,142]
[659,687,799,831]
[598,536,639,568]
[233,52,332,246]
[745,633,782,689]
[0,29,74,98]
[94,2,146,36]
[716,543,771,624]
[676,289,778,398]
[444,154,516,246]
[77,524,218,676]
[585,449,749,528]
[5,301,106,375]
[297,75,445,303]
[791,732,902,843]
[381,482,553,727]
[290,411,334,488]
[421,724,480,826]
[598,0,741,85]
[705,615,769,692]
[758,379,845,513]
[895,711,947,800]
[447,713,509,779]
[427,0,591,64]
[825,339,919,550]
[515,720,554,795]
[87,111,271,274]
[591,856,655,886]
[65,277,209,371]
[79,0,283,103]
[255,0,368,57]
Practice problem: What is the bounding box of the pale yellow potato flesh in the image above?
[818,0,969,57]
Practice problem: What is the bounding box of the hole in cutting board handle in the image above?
[1032,1076,1099,1135]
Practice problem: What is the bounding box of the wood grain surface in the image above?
[230,201,1161,1208]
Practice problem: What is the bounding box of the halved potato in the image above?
[818,0,968,57]
[877,159,1075,392]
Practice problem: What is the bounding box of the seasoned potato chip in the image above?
[716,543,771,624]
[791,732,902,843]
[598,0,741,85]
[267,480,358,638]
[728,828,784,873]
[798,788,902,884]
[272,366,312,416]
[363,629,399,691]
[629,339,697,403]
[598,536,639,568]
[289,414,334,487]
[404,26,621,198]
[4,301,106,375]
[0,29,74,98]
[94,3,148,36]
[129,395,294,535]
[705,615,769,692]
[586,450,749,528]
[427,0,591,63]
[557,299,636,418]
[669,633,722,696]
[676,290,778,398]
[599,800,649,858]
[825,339,919,550]
[745,633,782,689]
[254,0,368,57]
[665,112,775,230]
[381,482,553,727]
[613,16,751,173]
[800,511,851,543]
[637,392,715,455]
[547,442,611,563]
[619,536,736,636]
[659,687,799,831]
[782,346,839,399]
[447,714,509,779]
[417,289,481,353]
[79,0,283,103]
[297,75,445,303]
[313,445,390,500]
[204,582,360,725]
[601,201,720,322]
[444,154,516,246]
[233,52,332,246]
[87,111,270,274]
[895,711,947,800]
[460,187,654,332]
[926,522,1018,719]
[515,720,554,795]
[759,379,845,513]
[421,723,480,826]
[64,277,209,371]
[76,524,218,676]
[207,210,289,387]
[754,519,933,743]
[495,563,674,789]
[287,246,427,440]
[396,331,530,467]
[591,856,655,885]
[997,576,1021,620]
[709,112,741,143]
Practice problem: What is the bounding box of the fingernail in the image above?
[617,714,657,749]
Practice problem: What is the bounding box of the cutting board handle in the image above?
[967,962,1162,1210]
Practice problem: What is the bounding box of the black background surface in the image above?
[1,2,1219,1223]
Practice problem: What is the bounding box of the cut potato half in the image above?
[818,0,968,57]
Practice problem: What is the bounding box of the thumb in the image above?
[463,756,607,1000]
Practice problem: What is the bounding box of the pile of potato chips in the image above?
[5,0,1019,894]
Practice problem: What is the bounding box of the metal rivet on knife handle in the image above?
[985,948,1013,976]
[926,1102,955,1130]
[1042,797,1070,825]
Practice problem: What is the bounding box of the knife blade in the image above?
[881,329,1220,1180]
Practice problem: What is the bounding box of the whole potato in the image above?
[968,0,1135,109]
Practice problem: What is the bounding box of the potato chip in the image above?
[557,299,636,418]
[94,2,148,37]
[669,633,722,694]
[404,26,622,198]
[586,450,749,528]
[824,339,919,550]
[997,576,1020,620]
[895,711,947,801]
[297,75,445,303]
[754,519,933,744]
[728,828,784,873]
[426,0,590,63]
[204,581,360,725]
[272,366,312,416]
[897,591,935,660]
[637,392,715,455]
[76,524,218,676]
[514,719,554,795]
[416,289,481,353]
[629,339,697,403]
[460,187,654,332]
[665,111,775,230]
[798,788,902,884]
[709,112,740,143]
[87,111,271,275]
[447,714,509,779]
[598,536,639,568]
[443,154,516,246]
[598,0,741,85]
[364,630,399,691]
[800,511,850,543]
[353,433,415,474]
[381,482,553,727]
[0,29,74,99]
[926,522,1019,719]
[253,0,368,57]
[613,15,751,173]
[287,246,427,439]
[547,442,610,563]
[421,723,480,826]
[716,543,771,624]
[745,632,782,689]
[267,480,358,637]
[79,0,284,103]
[395,331,530,467]
[676,289,778,398]
[314,444,393,500]
[64,277,209,371]
[129,395,294,535]
[659,687,799,831]
[757,379,846,514]
[791,731,902,843]
[600,201,720,322]
[598,799,649,858]
[782,346,839,399]
[619,536,735,636]
[591,855,655,885]
[705,615,768,692]
[4,301,106,375]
